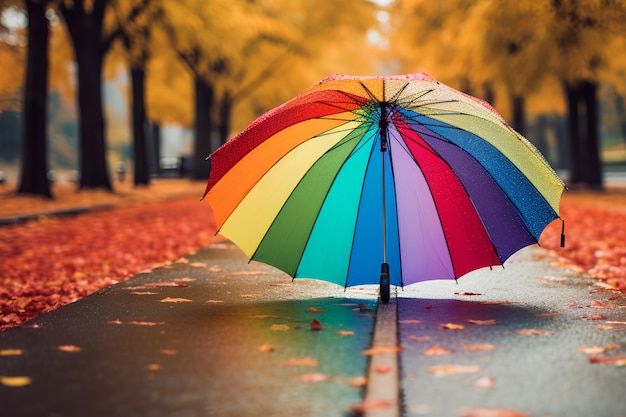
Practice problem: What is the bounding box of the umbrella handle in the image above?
[380,263,390,303]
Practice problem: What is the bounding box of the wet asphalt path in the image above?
[0,242,378,417]
[1,243,625,417]
[397,247,626,417]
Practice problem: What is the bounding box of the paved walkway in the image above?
[1,242,625,417]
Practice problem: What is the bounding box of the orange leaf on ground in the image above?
[534,312,561,317]
[298,373,330,383]
[408,335,431,342]
[423,345,453,356]
[57,345,82,352]
[581,314,607,320]
[440,323,465,330]
[468,319,499,325]
[588,300,614,309]
[107,320,165,326]
[307,307,325,313]
[160,349,177,355]
[0,376,32,387]
[459,406,530,417]
[310,319,323,331]
[159,297,192,303]
[463,344,498,351]
[579,344,618,354]
[375,366,392,373]
[258,344,275,353]
[588,356,626,366]
[516,328,553,336]
[0,349,23,356]
[346,376,367,387]
[427,365,480,376]
[350,400,392,414]
[270,324,290,331]
[285,358,318,367]
[336,330,355,337]
[472,376,495,388]
[362,346,403,355]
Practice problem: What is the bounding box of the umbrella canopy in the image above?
[202,73,565,291]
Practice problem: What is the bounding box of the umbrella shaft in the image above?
[380,104,388,264]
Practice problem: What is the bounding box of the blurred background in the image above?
[1,0,626,196]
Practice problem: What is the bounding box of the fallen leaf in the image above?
[160,349,178,355]
[307,307,325,313]
[462,344,498,351]
[588,356,626,366]
[459,406,530,417]
[534,312,561,317]
[143,282,189,288]
[581,314,607,320]
[159,297,192,303]
[0,349,23,356]
[472,376,495,388]
[336,330,355,337]
[516,328,553,336]
[427,364,481,376]
[362,346,403,355]
[605,321,626,325]
[346,376,367,387]
[107,320,165,326]
[298,373,330,383]
[567,302,583,308]
[310,318,323,331]
[285,357,318,366]
[579,344,618,354]
[174,257,189,264]
[455,291,482,296]
[173,277,195,283]
[205,299,224,304]
[350,400,392,414]
[258,344,275,353]
[147,363,161,371]
[0,376,32,387]
[408,335,431,342]
[440,323,465,330]
[399,319,422,324]
[423,345,453,356]
[375,365,392,373]
[189,262,207,268]
[239,294,259,298]
[57,345,82,353]
[270,324,290,331]
[588,300,614,309]
[468,319,499,325]
[595,325,616,331]
[130,291,158,295]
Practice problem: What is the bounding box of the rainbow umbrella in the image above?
[202,73,566,302]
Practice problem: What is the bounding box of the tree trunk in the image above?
[131,66,149,186]
[581,80,602,189]
[75,47,111,190]
[192,75,214,180]
[18,0,52,198]
[564,81,584,184]
[219,90,232,145]
[512,95,526,136]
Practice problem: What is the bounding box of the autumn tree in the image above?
[115,0,156,186]
[57,0,149,191]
